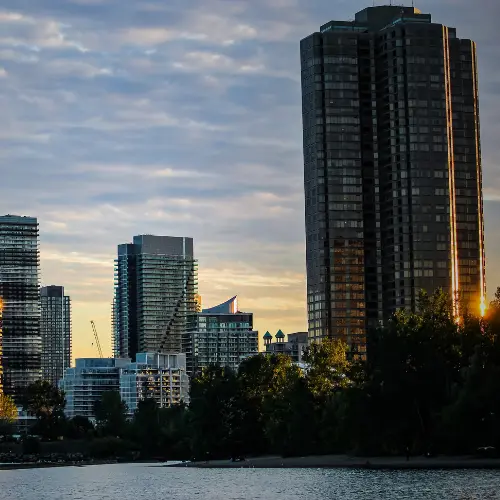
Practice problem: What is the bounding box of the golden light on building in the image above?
[443,26,460,321]
[195,294,202,313]
[0,297,3,395]
[471,40,487,322]
[480,296,487,318]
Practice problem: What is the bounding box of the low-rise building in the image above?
[60,354,189,420]
[120,352,189,416]
[60,358,129,420]
[263,331,308,364]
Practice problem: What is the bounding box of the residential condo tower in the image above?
[301,6,485,353]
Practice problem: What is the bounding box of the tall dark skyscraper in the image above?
[0,215,41,401]
[114,235,198,359]
[301,6,485,353]
[41,285,71,386]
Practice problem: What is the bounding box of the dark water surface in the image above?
[1,463,499,499]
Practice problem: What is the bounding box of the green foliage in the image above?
[20,288,500,460]
[94,391,128,438]
[66,416,95,440]
[0,394,18,423]
[24,381,66,419]
[189,365,239,460]
[0,394,18,436]
[180,290,500,458]
[23,381,67,440]
[303,338,350,398]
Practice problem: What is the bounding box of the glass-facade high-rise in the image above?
[301,6,485,353]
[0,215,41,401]
[40,285,71,386]
[114,235,198,359]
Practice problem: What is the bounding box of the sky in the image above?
[1,0,500,360]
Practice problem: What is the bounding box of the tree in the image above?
[24,381,66,419]
[0,394,18,438]
[303,338,350,399]
[94,391,128,437]
[23,381,66,440]
[131,398,161,457]
[237,354,302,456]
[66,416,95,439]
[357,290,467,454]
[0,393,18,422]
[158,403,191,460]
[189,365,238,460]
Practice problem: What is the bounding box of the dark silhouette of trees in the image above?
[94,390,128,438]
[11,289,500,461]
[23,380,66,440]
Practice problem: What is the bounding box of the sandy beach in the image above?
[168,454,500,470]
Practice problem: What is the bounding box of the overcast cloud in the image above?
[1,0,499,358]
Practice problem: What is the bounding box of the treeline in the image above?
[178,289,500,459]
[3,289,500,460]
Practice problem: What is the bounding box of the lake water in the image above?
[1,463,499,499]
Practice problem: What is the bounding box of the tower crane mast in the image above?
[90,320,103,358]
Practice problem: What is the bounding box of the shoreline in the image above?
[167,454,500,470]
[0,459,158,471]
[4,455,500,471]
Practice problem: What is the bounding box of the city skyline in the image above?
[1,1,500,360]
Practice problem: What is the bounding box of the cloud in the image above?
[1,0,499,360]
[0,9,88,52]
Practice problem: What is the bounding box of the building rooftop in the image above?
[118,235,194,257]
[320,5,431,34]
[0,215,38,224]
[202,296,239,314]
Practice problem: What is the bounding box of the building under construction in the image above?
[114,235,198,360]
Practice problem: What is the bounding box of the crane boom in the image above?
[90,320,103,358]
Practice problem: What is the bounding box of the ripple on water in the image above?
[0,464,499,500]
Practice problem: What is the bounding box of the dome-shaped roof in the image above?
[263,331,272,339]
[276,329,285,339]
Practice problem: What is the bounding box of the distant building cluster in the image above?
[0,215,70,404]
[0,222,261,419]
[60,353,189,420]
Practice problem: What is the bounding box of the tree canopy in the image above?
[0,393,18,423]
[8,288,500,461]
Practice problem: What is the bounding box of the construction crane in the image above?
[90,320,103,358]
